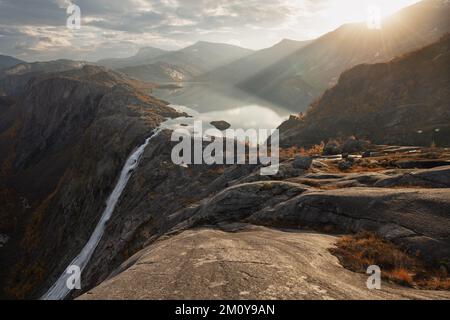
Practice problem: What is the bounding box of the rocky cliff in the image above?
[0,63,181,299]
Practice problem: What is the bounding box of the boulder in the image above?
[342,137,370,153]
[186,181,309,225]
[362,151,373,158]
[323,141,341,155]
[338,160,353,171]
[293,156,313,170]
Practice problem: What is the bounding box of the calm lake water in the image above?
[153,83,293,130]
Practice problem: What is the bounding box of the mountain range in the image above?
[97,47,168,69]
[92,0,450,112]
[279,33,450,147]
[239,0,450,110]
[99,41,254,83]
[0,55,24,70]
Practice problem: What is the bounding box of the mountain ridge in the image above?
[279,33,450,148]
[0,55,24,70]
[198,39,313,85]
[97,47,168,69]
[108,42,254,83]
[239,0,450,110]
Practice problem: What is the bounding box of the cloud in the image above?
[0,0,419,61]
[0,0,321,61]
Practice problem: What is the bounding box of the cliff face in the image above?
[279,34,450,148]
[0,63,181,299]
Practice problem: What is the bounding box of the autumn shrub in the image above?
[330,232,449,290]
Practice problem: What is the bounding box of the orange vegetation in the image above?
[330,232,449,290]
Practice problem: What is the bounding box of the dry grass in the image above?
[388,268,414,286]
[279,142,325,160]
[209,166,226,175]
[316,161,388,174]
[303,142,325,156]
[330,232,449,290]
[279,146,303,160]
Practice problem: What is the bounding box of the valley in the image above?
[0,0,449,302]
[94,0,450,113]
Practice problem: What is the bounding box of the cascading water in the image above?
[41,128,162,300]
[41,105,195,300]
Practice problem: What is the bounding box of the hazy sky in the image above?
[0,0,420,62]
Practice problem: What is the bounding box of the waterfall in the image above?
[41,128,161,300]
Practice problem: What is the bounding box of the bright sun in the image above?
[325,0,421,26]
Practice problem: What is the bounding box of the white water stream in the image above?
[41,128,163,300]
[41,104,231,300]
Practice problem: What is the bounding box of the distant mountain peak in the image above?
[278,38,298,44]
[272,38,313,50]
[278,34,450,148]
[193,40,217,46]
[0,54,25,70]
[188,40,252,51]
[135,46,167,57]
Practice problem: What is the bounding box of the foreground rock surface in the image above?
[79,226,450,300]
[69,143,450,299]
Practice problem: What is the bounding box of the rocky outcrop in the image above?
[160,178,450,266]
[79,226,450,300]
[249,188,450,264]
[374,166,450,188]
[293,156,313,170]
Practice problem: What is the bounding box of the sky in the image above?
[0,0,421,62]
